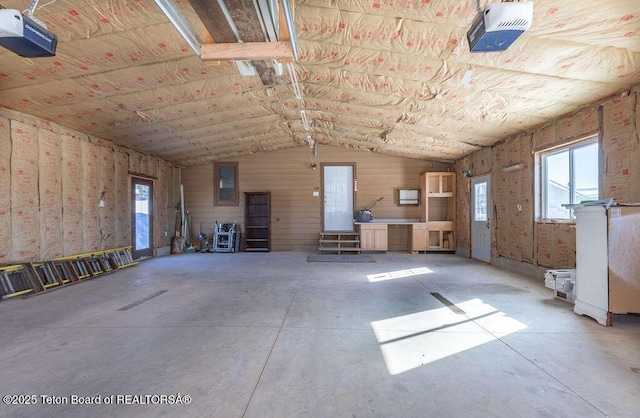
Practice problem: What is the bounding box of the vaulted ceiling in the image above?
[1,0,639,166]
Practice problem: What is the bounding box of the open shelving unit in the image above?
[319,231,361,254]
[244,192,271,252]
[420,172,456,251]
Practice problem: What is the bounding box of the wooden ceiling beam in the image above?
[278,0,291,42]
[201,41,293,62]
[187,0,236,43]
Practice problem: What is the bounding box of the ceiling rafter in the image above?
[200,41,293,61]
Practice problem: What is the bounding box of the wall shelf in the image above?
[420,172,456,251]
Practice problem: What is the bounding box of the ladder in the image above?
[0,246,138,299]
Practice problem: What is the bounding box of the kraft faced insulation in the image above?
[0,0,637,166]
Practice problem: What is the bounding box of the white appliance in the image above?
[574,206,609,326]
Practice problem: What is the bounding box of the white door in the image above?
[323,165,354,231]
[132,177,153,259]
[471,175,491,262]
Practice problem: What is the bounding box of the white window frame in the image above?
[536,135,600,222]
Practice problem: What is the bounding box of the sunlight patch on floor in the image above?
[367,267,434,282]
[371,298,527,375]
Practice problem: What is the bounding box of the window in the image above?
[214,162,238,206]
[539,137,599,220]
[474,181,488,221]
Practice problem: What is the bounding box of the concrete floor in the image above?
[1,252,639,418]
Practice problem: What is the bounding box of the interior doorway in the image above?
[471,175,491,262]
[132,177,153,259]
[322,165,354,231]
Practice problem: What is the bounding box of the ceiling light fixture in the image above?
[153,0,201,56]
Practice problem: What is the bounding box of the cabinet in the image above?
[244,192,270,252]
[574,206,608,325]
[574,205,640,326]
[420,172,456,251]
[358,223,388,251]
[409,223,428,253]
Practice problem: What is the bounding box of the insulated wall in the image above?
[602,93,640,202]
[456,85,640,271]
[0,108,177,263]
[0,118,11,264]
[11,123,40,261]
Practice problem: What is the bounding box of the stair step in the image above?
[319,247,361,254]
[318,230,361,254]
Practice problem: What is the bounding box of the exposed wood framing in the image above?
[187,0,236,43]
[277,0,291,41]
[201,41,293,61]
